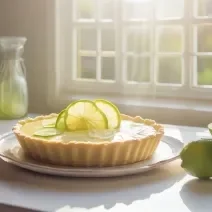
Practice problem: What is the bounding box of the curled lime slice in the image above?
[33,128,62,137]
[94,99,121,129]
[55,110,66,130]
[64,100,108,131]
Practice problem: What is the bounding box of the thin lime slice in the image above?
[42,117,57,128]
[33,128,62,137]
[55,110,66,130]
[208,123,212,135]
[94,99,121,129]
[64,100,108,131]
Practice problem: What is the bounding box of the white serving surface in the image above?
[0,114,212,212]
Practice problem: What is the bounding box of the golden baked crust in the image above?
[12,113,164,167]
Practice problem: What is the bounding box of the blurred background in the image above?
[0,0,212,124]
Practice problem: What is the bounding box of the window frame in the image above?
[47,0,212,109]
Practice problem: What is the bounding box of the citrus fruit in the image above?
[64,100,108,131]
[180,139,212,179]
[34,128,62,137]
[55,110,66,130]
[94,99,121,129]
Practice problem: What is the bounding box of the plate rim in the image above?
[0,132,184,177]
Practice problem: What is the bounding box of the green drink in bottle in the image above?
[0,37,28,119]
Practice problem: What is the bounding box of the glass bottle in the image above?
[0,37,28,119]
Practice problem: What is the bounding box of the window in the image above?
[50,0,212,105]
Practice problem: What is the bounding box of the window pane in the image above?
[100,0,114,20]
[156,0,184,19]
[196,0,212,17]
[127,28,150,53]
[197,57,212,85]
[127,56,150,83]
[157,57,182,84]
[197,25,212,52]
[77,0,96,19]
[78,29,97,51]
[124,0,152,20]
[158,26,183,52]
[101,29,115,51]
[78,56,96,79]
[101,57,115,80]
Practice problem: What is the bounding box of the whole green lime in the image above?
[180,139,212,179]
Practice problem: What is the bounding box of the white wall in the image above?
[0,0,51,113]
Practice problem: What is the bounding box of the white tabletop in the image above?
[0,116,212,212]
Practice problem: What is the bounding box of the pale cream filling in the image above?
[20,119,156,142]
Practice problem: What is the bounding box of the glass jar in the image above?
[0,37,28,119]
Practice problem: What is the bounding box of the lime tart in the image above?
[12,99,164,167]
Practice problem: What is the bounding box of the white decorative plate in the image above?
[0,132,184,177]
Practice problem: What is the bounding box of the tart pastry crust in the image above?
[12,113,164,167]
